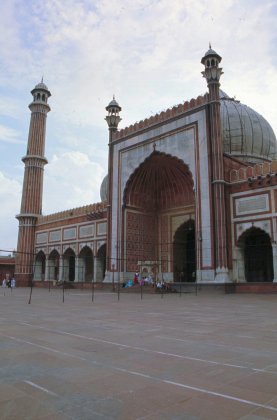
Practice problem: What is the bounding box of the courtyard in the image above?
[0,287,277,419]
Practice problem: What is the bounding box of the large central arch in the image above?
[122,151,195,279]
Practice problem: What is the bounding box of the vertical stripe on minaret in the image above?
[15,81,51,285]
[105,97,122,281]
[201,47,229,283]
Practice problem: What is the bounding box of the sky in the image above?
[0,0,276,254]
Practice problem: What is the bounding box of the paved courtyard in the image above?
[0,287,277,419]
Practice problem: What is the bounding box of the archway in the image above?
[34,251,46,281]
[48,249,60,281]
[173,219,196,282]
[63,248,75,282]
[79,246,94,282]
[123,151,195,277]
[239,228,273,282]
[95,244,106,281]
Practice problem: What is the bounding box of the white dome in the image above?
[35,81,49,91]
[220,91,277,163]
[100,174,108,202]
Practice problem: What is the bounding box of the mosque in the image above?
[15,47,277,291]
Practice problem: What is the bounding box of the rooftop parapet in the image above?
[113,95,207,141]
[37,202,107,223]
[229,160,277,185]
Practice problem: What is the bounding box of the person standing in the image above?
[2,278,7,296]
[11,277,16,291]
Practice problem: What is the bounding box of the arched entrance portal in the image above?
[48,250,60,281]
[173,219,196,282]
[34,251,46,281]
[96,244,106,281]
[239,228,273,282]
[123,151,195,279]
[63,248,75,282]
[79,246,94,282]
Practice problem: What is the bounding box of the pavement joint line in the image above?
[3,335,87,361]
[156,334,277,356]
[113,368,277,413]
[24,380,58,396]
[3,333,277,414]
[16,322,276,374]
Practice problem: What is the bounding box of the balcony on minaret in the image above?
[201,46,223,84]
[29,79,51,112]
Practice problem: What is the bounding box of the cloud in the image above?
[0,0,276,253]
[0,0,276,131]
[0,171,21,251]
[43,151,105,214]
[0,124,23,144]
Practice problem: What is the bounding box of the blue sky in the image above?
[0,0,276,253]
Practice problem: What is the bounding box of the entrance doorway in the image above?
[63,248,75,282]
[173,219,196,282]
[79,246,94,282]
[242,228,273,282]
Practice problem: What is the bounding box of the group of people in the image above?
[122,272,171,291]
[2,277,16,293]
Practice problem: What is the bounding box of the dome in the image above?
[220,91,277,163]
[34,81,49,91]
[106,96,121,112]
[100,174,108,202]
[204,48,219,57]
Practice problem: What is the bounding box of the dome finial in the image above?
[209,42,211,49]
[41,76,44,83]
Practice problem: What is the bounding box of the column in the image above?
[75,257,79,282]
[272,244,277,282]
[45,256,49,281]
[59,256,63,281]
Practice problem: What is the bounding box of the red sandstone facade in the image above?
[15,48,277,289]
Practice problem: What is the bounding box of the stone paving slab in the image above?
[0,288,277,419]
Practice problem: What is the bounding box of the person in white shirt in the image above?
[11,278,16,290]
[2,278,7,295]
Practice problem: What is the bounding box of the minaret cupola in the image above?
[30,78,51,109]
[105,96,122,132]
[201,44,223,84]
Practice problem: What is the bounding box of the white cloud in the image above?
[0,172,21,251]
[0,0,276,250]
[43,151,105,214]
[0,125,23,144]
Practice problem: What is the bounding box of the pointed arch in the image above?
[95,244,106,282]
[78,246,94,282]
[123,151,194,211]
[34,250,46,281]
[63,247,76,281]
[48,249,60,281]
[122,152,195,274]
[238,227,273,282]
[173,219,196,282]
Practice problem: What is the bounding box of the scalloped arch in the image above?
[123,151,194,210]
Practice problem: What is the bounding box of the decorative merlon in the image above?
[37,202,107,223]
[230,160,277,184]
[113,94,208,140]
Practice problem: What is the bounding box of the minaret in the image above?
[105,97,122,279]
[201,46,229,283]
[15,80,51,285]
